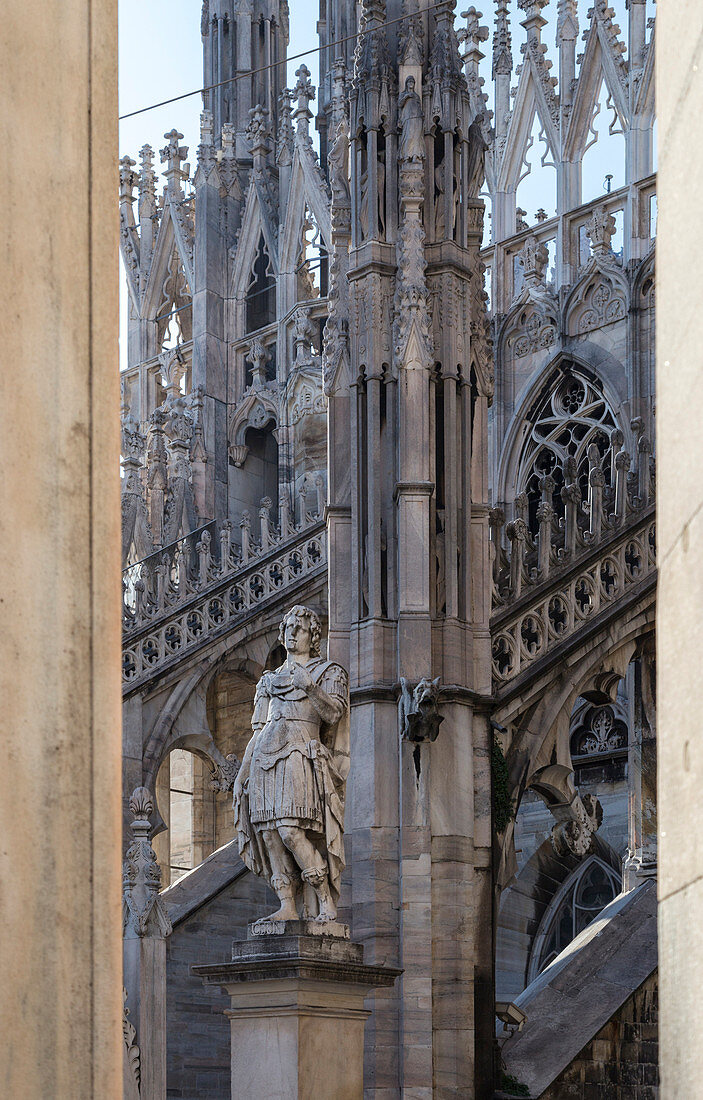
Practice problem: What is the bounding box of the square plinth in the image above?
[193,927,400,1100]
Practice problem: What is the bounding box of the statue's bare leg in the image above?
[278,825,336,922]
[255,827,299,922]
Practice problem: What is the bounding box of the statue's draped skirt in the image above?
[248,719,323,832]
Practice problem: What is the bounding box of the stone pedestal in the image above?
[193,922,400,1100]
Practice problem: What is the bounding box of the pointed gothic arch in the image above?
[496,64,559,196]
[563,17,629,168]
[526,853,622,983]
[232,182,280,305]
[563,260,629,337]
[496,353,629,515]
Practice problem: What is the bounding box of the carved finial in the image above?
[293,307,316,367]
[517,234,548,286]
[123,788,172,939]
[293,65,315,143]
[119,155,137,204]
[493,0,513,78]
[248,336,270,388]
[585,205,616,256]
[160,129,189,195]
[121,413,146,470]
[246,104,272,160]
[129,786,154,820]
[460,7,490,72]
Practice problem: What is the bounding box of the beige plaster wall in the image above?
[0,2,122,1096]
[657,4,703,1095]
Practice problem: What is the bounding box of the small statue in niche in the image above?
[466,112,489,198]
[399,676,444,742]
[398,75,425,163]
[328,116,350,204]
[232,605,350,926]
[359,151,386,239]
[434,148,460,239]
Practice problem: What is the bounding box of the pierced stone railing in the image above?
[122,516,326,689]
[489,505,655,688]
[490,431,653,609]
[123,497,321,632]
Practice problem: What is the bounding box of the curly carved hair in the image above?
[278,605,322,657]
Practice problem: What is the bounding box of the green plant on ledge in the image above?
[492,734,515,834]
[500,1068,530,1096]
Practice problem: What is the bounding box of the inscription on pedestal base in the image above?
[249,917,350,939]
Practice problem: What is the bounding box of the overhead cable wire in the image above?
[119,1,445,121]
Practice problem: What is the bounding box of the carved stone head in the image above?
[413,676,441,710]
[278,604,322,658]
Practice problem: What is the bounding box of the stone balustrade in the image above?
[490,434,654,610]
[122,520,326,690]
[123,499,322,632]
[490,506,655,688]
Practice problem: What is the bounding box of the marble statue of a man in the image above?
[232,605,349,925]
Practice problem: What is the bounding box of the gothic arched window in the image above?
[528,856,621,982]
[516,366,619,534]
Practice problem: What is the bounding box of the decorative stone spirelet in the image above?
[122,787,172,939]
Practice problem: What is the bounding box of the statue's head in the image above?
[278,605,322,658]
[405,75,415,93]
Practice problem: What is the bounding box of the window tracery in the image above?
[571,703,628,759]
[528,856,621,981]
[516,367,619,534]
